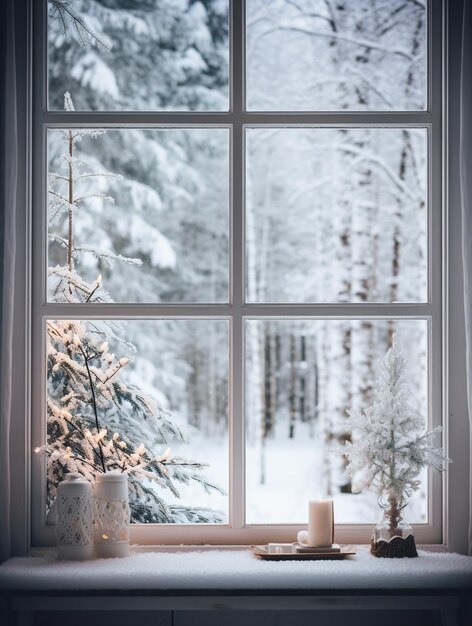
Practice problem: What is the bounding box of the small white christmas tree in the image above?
[345,335,449,537]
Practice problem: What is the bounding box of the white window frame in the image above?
[29,0,446,547]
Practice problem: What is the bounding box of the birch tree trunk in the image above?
[388,11,424,345]
[288,333,297,439]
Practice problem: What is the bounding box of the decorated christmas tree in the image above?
[44,93,224,524]
[345,335,449,537]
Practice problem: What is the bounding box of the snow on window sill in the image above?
[1,546,470,593]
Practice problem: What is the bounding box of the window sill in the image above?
[2,547,471,624]
[1,545,470,593]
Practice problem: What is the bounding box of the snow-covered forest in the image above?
[47,0,429,524]
[246,0,426,111]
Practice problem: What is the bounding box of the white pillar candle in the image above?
[308,500,334,548]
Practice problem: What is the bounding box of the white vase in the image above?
[56,473,94,561]
[94,472,130,558]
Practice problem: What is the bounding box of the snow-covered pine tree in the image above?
[345,335,449,535]
[46,319,225,523]
[48,2,230,445]
[48,93,143,302]
[45,92,225,524]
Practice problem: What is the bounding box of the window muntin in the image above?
[33,0,442,544]
[246,0,427,112]
[47,0,230,112]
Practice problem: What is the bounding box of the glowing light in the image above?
[102,534,109,540]
[34,447,41,453]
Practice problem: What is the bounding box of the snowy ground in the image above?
[159,421,427,525]
[163,437,230,521]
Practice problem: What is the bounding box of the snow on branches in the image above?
[48,0,110,49]
[44,319,225,523]
[43,92,225,524]
[345,335,449,525]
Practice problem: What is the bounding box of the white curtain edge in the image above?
[459,0,472,557]
[0,0,18,564]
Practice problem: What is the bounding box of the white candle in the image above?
[308,499,334,547]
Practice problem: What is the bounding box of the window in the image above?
[32,0,444,546]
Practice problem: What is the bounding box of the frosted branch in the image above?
[260,26,414,61]
[73,246,143,267]
[48,2,109,49]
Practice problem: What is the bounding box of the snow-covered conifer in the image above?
[345,335,449,533]
[45,93,225,523]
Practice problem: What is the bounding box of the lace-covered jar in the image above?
[56,473,94,561]
[94,472,130,558]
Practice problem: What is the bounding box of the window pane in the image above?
[245,319,428,524]
[246,128,427,303]
[48,1,229,111]
[48,128,229,303]
[246,0,426,111]
[46,319,229,524]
